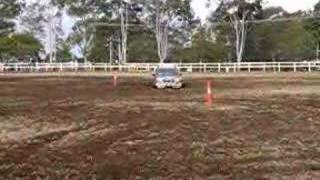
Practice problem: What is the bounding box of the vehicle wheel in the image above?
[156,85,166,89]
[173,84,183,89]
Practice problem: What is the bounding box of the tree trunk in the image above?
[234,20,240,63]
[155,1,168,63]
[109,37,113,64]
[118,37,122,64]
[238,15,247,63]
[231,12,248,63]
[119,4,128,64]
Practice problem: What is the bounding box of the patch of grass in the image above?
[191,142,207,162]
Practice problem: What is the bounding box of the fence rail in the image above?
[0,61,319,73]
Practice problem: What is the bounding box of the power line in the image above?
[210,15,320,26]
[248,15,320,24]
[89,22,145,28]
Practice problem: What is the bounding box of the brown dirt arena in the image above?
[0,73,320,180]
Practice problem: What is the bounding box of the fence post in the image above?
[35,62,39,72]
[308,62,312,72]
[147,64,151,72]
[60,63,63,72]
[248,63,251,73]
[218,63,221,73]
[293,62,297,72]
[278,62,281,72]
[76,62,79,72]
[263,63,266,72]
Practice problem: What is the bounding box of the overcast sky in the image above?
[63,0,320,33]
[192,0,319,21]
[60,0,319,42]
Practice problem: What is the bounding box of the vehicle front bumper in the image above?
[155,81,182,88]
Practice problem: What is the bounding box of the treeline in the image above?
[0,0,320,63]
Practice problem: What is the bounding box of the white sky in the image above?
[191,0,319,21]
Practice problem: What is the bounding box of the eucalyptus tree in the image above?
[20,0,64,63]
[0,0,22,35]
[136,0,194,63]
[0,33,43,61]
[58,0,106,63]
[304,1,320,60]
[61,0,141,63]
[210,0,262,63]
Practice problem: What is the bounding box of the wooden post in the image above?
[278,62,281,72]
[218,63,221,73]
[293,62,297,72]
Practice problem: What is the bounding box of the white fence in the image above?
[0,61,320,73]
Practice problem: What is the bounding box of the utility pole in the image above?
[317,42,320,61]
[86,0,145,64]
[84,28,88,63]
[49,15,53,63]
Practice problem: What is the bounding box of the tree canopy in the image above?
[1,0,320,62]
[0,0,21,35]
[0,33,43,61]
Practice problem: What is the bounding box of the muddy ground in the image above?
[0,73,320,180]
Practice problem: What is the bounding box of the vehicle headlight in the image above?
[175,77,182,82]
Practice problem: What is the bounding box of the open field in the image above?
[0,73,320,179]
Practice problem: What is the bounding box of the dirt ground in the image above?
[0,73,320,180]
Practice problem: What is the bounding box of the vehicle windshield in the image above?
[156,68,178,77]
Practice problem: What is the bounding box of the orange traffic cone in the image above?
[113,72,118,87]
[205,80,213,106]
